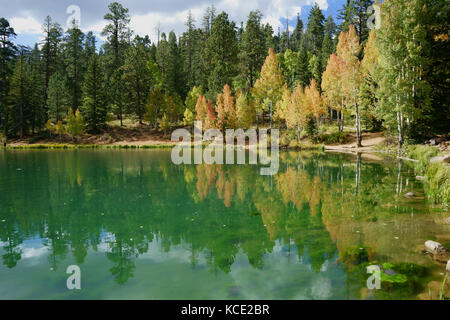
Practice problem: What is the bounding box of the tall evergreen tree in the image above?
[157,32,185,98]
[202,12,239,98]
[291,14,304,51]
[9,54,32,138]
[64,21,85,110]
[202,5,216,36]
[102,2,130,69]
[239,10,266,90]
[0,18,16,137]
[353,0,373,44]
[306,3,325,56]
[321,16,337,82]
[28,44,45,133]
[81,54,107,132]
[41,16,63,115]
[338,0,356,33]
[47,71,70,123]
[122,41,152,124]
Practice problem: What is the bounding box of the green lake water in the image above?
[0,149,448,299]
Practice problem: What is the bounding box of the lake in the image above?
[0,149,448,299]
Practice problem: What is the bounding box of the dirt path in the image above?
[324,132,386,152]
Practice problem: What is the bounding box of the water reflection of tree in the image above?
[0,150,423,288]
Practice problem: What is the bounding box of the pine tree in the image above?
[157,32,185,98]
[338,0,356,34]
[298,48,312,88]
[9,54,32,138]
[203,12,239,97]
[102,2,130,69]
[291,14,304,51]
[353,0,374,44]
[47,71,70,123]
[41,16,63,115]
[180,11,204,89]
[306,4,325,56]
[239,10,266,90]
[64,22,85,111]
[110,69,126,126]
[81,54,107,132]
[29,44,45,133]
[202,5,216,36]
[321,16,337,72]
[0,18,16,137]
[122,41,152,124]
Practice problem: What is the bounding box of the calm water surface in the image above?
[0,149,448,299]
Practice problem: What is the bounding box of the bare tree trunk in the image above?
[356,103,362,147]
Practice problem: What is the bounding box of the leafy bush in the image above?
[318,131,349,144]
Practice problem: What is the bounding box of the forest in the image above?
[0,0,448,147]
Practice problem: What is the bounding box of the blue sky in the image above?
[2,0,346,48]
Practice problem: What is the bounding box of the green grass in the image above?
[6,144,176,150]
[406,145,449,207]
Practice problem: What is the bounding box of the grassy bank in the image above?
[5,144,176,150]
[406,145,449,207]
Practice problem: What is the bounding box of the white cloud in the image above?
[7,0,330,46]
[9,11,42,34]
[126,0,329,44]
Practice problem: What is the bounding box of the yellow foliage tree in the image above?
[236,91,255,130]
[304,79,325,124]
[252,48,286,129]
[274,85,291,124]
[322,53,346,131]
[215,84,237,131]
[336,25,363,146]
[286,84,309,142]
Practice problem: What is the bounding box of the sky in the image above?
[2,0,346,47]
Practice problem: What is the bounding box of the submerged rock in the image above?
[384,269,397,275]
[445,217,450,225]
[405,192,415,198]
[425,240,448,254]
[415,176,425,181]
[430,154,450,163]
[447,260,450,272]
[425,240,450,263]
